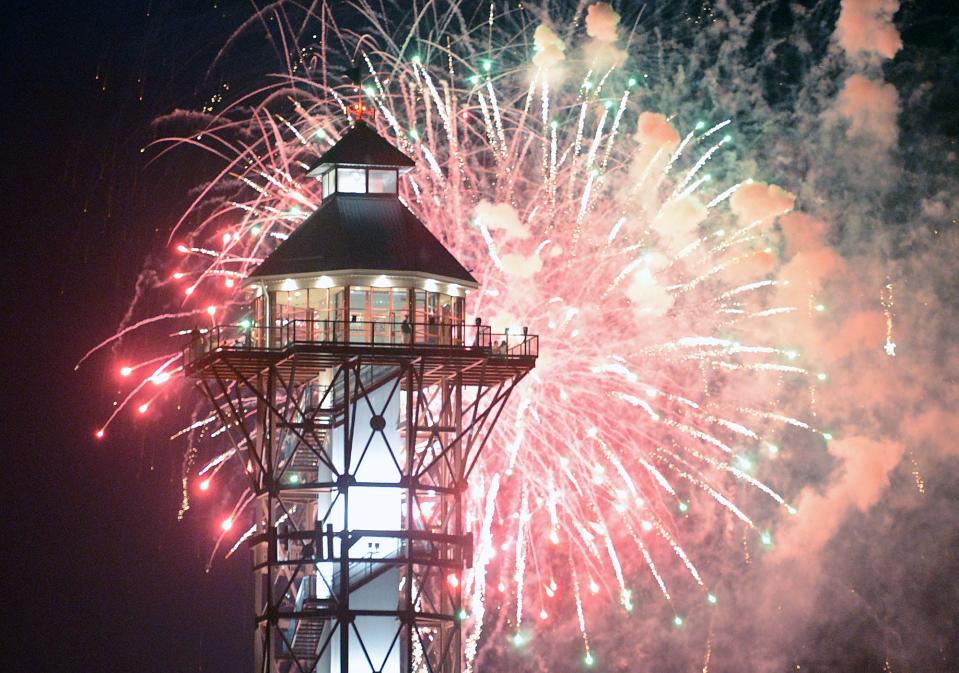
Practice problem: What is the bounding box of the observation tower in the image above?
[184,120,537,673]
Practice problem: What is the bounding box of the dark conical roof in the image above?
[308,121,415,171]
[248,195,477,286]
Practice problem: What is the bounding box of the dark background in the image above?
[2,2,253,671]
[2,1,957,672]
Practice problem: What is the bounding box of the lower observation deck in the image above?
[183,319,537,386]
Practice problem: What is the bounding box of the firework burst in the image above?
[86,1,826,666]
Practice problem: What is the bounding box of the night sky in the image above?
[3,1,958,672]
[4,2,251,671]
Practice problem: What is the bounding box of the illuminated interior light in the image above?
[199,478,211,491]
[206,306,217,316]
[137,403,149,414]
[225,278,235,288]
[176,244,189,253]
[372,274,391,288]
[119,366,133,377]
[173,272,184,279]
[315,276,334,289]
[424,278,438,291]
[280,278,298,291]
[221,518,234,531]
[447,573,460,587]
[95,429,105,439]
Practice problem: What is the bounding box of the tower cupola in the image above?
[245,121,476,348]
[306,120,416,199]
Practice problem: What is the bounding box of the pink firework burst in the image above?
[85,2,826,666]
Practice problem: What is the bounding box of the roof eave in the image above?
[306,162,415,178]
[242,268,479,290]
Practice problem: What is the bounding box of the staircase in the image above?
[285,577,331,660]
[290,599,328,659]
[284,548,402,659]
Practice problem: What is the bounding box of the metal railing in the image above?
[184,318,538,366]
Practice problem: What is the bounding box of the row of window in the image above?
[261,287,465,325]
[252,287,466,347]
[321,167,398,198]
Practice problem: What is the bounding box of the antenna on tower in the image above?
[348,39,376,123]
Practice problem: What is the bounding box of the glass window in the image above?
[392,288,408,319]
[331,288,345,342]
[349,287,369,343]
[307,288,331,340]
[337,168,366,193]
[322,170,335,198]
[368,169,397,193]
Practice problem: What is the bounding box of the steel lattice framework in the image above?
[187,337,535,673]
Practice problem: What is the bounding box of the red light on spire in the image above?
[350,101,375,121]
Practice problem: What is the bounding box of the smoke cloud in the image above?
[634,111,680,150]
[729,181,795,225]
[650,194,707,251]
[472,200,530,241]
[626,268,674,318]
[833,74,900,146]
[775,435,905,561]
[532,24,566,70]
[582,2,626,67]
[584,2,620,43]
[835,0,903,61]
